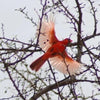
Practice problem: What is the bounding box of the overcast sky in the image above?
[0,0,81,41]
[0,0,40,41]
[0,0,100,99]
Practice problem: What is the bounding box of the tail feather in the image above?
[30,53,50,71]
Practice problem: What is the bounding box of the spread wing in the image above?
[49,51,82,75]
[37,17,58,51]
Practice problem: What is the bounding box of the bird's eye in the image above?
[68,39,72,43]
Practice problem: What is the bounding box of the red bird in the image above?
[30,17,82,75]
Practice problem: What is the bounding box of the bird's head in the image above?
[62,38,72,46]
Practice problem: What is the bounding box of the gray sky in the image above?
[0,0,40,41]
[0,0,100,99]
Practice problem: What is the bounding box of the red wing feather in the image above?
[49,51,82,75]
[37,17,58,51]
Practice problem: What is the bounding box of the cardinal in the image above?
[30,17,82,75]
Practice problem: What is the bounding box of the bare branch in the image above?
[4,64,26,100]
[30,77,100,100]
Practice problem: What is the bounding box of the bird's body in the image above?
[30,17,82,75]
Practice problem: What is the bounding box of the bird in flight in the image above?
[30,16,82,75]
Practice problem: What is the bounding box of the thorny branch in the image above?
[75,0,83,62]
[4,63,26,100]
[30,77,100,100]
[0,0,100,100]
